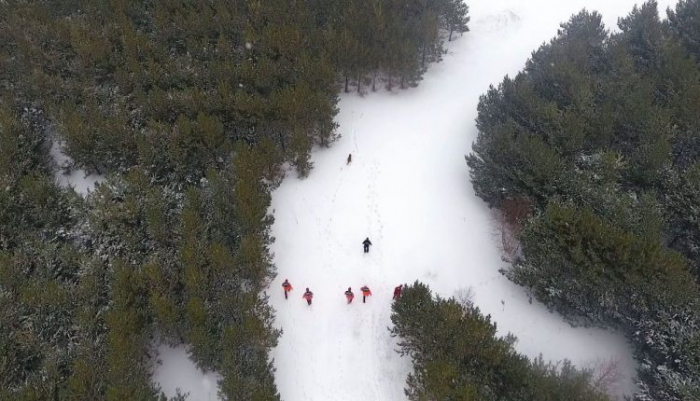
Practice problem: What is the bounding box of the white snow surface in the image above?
[153,345,222,401]
[150,1,680,400]
[267,1,679,401]
[50,140,104,195]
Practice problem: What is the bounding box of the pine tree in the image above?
[445,0,470,41]
[392,282,609,400]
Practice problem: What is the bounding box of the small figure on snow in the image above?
[345,287,355,304]
[360,285,372,303]
[303,288,314,305]
[347,153,352,165]
[362,237,372,253]
[282,279,293,299]
[393,284,403,300]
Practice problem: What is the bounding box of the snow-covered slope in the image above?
[152,1,679,400]
[267,1,678,401]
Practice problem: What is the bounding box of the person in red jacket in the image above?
[360,285,372,303]
[282,279,293,299]
[345,287,355,304]
[303,288,313,305]
[393,284,402,300]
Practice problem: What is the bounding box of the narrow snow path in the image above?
[269,1,677,400]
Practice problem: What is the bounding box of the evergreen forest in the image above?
[0,0,468,400]
[468,0,700,399]
[391,282,611,400]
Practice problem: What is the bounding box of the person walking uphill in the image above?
[303,288,313,305]
[360,285,372,303]
[362,237,372,253]
[345,287,355,304]
[393,284,402,300]
[282,279,293,299]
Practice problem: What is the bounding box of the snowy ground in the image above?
[50,140,103,195]
[267,1,678,401]
[153,345,222,401]
[152,1,679,400]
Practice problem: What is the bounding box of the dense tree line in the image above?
[0,0,468,400]
[467,1,700,399]
[391,282,610,400]
[322,0,469,92]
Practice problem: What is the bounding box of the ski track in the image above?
[155,1,681,400]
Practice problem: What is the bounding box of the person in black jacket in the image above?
[362,237,372,253]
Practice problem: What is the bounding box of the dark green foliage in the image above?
[1,0,470,399]
[618,1,665,74]
[0,105,153,400]
[444,0,471,42]
[663,164,700,277]
[668,0,700,61]
[468,2,700,398]
[391,282,609,401]
[512,203,694,324]
[327,0,470,92]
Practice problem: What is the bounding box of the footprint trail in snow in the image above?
[267,1,679,400]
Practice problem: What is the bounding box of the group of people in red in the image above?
[282,279,403,305]
[280,237,403,305]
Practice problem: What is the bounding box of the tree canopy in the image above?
[391,282,610,401]
[0,0,469,399]
[468,1,700,398]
